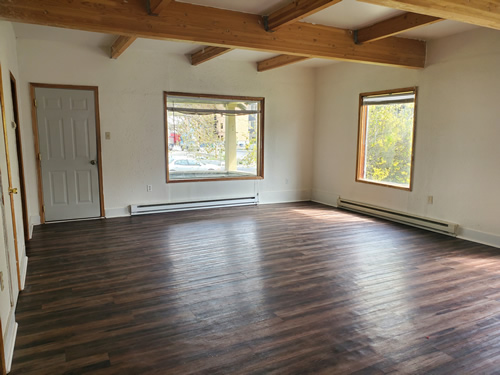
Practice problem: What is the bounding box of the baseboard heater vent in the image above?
[130,196,259,216]
[337,197,458,236]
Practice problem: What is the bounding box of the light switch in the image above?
[105,132,111,140]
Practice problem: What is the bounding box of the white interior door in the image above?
[35,87,101,221]
[0,171,13,314]
[0,100,15,306]
[0,182,12,375]
[0,105,14,375]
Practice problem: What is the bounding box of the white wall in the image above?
[13,25,500,248]
[312,27,500,247]
[16,38,316,219]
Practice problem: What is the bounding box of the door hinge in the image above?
[38,153,42,161]
[42,205,45,213]
[34,98,37,108]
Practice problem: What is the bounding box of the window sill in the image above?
[355,178,411,191]
[168,171,263,183]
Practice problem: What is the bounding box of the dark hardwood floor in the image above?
[10,202,500,374]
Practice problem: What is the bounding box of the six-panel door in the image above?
[35,87,101,221]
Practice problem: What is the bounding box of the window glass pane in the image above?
[166,93,263,182]
[357,88,417,190]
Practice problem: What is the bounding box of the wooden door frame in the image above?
[9,73,29,241]
[0,318,5,375]
[30,83,105,223]
[0,65,21,289]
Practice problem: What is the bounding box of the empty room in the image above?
[1,0,500,373]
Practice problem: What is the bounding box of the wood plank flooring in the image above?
[10,202,500,374]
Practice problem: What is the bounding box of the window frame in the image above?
[164,91,265,183]
[355,87,418,191]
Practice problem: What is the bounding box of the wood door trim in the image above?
[94,89,105,218]
[29,84,44,223]
[30,83,105,223]
[0,64,21,290]
[0,317,5,375]
[9,72,29,241]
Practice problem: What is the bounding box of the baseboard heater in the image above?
[130,196,259,215]
[337,197,458,236]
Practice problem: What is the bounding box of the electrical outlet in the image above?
[147,185,152,192]
[105,132,111,140]
[427,195,433,204]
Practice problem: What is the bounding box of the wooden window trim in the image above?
[164,92,264,183]
[355,87,418,191]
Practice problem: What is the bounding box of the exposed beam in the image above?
[191,46,233,66]
[0,0,426,68]
[258,55,311,72]
[110,35,137,59]
[194,1,342,67]
[266,0,343,32]
[358,0,500,31]
[148,0,174,15]
[355,12,441,44]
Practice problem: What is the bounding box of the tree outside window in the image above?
[356,88,417,190]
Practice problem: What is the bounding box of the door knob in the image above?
[90,160,96,165]
[9,188,18,194]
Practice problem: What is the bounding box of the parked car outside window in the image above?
[168,158,220,171]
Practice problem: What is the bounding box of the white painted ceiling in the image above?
[12,0,480,69]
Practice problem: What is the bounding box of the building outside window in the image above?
[165,92,264,182]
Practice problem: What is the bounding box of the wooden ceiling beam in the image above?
[357,0,500,31]
[258,55,311,72]
[0,0,426,68]
[110,35,137,59]
[148,0,174,15]
[266,0,343,32]
[191,46,233,66]
[197,1,343,68]
[355,12,442,44]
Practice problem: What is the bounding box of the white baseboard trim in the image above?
[458,227,500,249]
[311,194,500,249]
[259,189,311,204]
[105,207,131,218]
[20,255,28,291]
[4,309,18,373]
[106,190,312,218]
[29,215,41,239]
[311,189,339,207]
